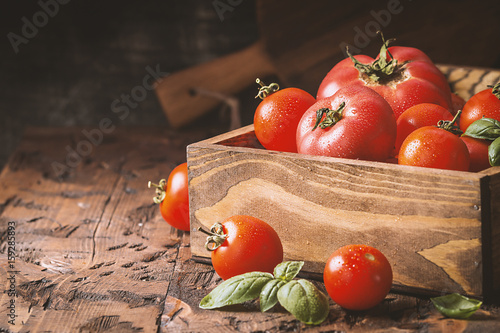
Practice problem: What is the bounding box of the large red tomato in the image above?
[254,79,316,153]
[460,82,500,132]
[201,215,283,280]
[317,36,452,120]
[296,85,396,162]
[323,244,393,311]
[395,103,453,154]
[149,162,190,231]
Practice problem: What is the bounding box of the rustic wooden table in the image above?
[1,127,500,333]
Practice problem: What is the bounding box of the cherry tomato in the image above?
[395,103,453,154]
[148,162,189,231]
[200,215,283,280]
[254,79,316,153]
[323,244,393,311]
[317,35,452,120]
[461,136,491,172]
[460,81,500,132]
[398,126,470,171]
[296,85,396,162]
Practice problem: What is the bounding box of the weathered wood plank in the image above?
[0,127,200,332]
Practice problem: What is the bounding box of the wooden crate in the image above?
[187,66,500,303]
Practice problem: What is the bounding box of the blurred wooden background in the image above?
[1,0,500,168]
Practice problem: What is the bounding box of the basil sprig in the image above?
[463,117,500,166]
[431,293,482,319]
[199,261,329,325]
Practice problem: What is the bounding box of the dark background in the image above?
[2,0,500,169]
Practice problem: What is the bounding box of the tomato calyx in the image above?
[255,78,280,100]
[487,81,500,100]
[347,32,404,84]
[148,179,166,204]
[436,110,463,135]
[312,102,346,130]
[198,222,228,251]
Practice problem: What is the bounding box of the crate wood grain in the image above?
[188,64,500,303]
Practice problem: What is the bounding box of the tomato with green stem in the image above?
[398,111,470,171]
[199,215,283,280]
[296,85,396,162]
[395,103,453,154]
[323,244,393,311]
[148,162,190,231]
[254,78,316,153]
[460,81,500,132]
[317,33,452,120]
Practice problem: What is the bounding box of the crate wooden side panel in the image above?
[481,168,500,302]
[187,125,488,297]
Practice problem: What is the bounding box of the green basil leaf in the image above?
[199,272,273,309]
[463,117,500,140]
[273,261,304,282]
[431,293,482,319]
[489,136,500,166]
[277,280,329,325]
[259,279,286,312]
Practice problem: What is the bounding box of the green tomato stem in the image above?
[312,102,346,130]
[198,222,227,251]
[255,78,280,100]
[437,110,463,135]
[148,179,166,204]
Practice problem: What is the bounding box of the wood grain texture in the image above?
[0,127,200,332]
[188,127,492,298]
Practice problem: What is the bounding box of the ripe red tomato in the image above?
[254,79,316,153]
[202,215,283,280]
[317,36,452,120]
[398,126,470,171]
[296,85,396,162]
[451,93,466,116]
[395,103,453,154]
[461,136,491,172]
[323,244,393,311]
[148,162,190,231]
[460,82,500,132]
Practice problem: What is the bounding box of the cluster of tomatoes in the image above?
[254,34,500,172]
[199,215,393,312]
[147,34,500,313]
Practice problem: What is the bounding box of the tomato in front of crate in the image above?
[316,34,452,120]
[460,81,500,132]
[398,116,470,171]
[199,215,283,280]
[296,85,396,162]
[461,136,491,172]
[395,103,453,154]
[254,79,316,153]
[148,162,190,231]
[323,244,393,311]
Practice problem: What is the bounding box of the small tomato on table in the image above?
[148,162,190,231]
[323,244,393,311]
[199,215,284,280]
